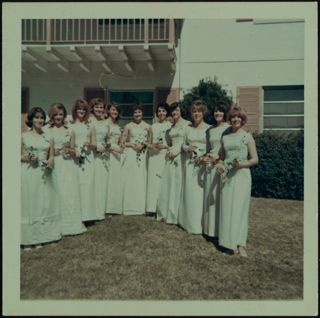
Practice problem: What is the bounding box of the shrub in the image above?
[181,77,233,124]
[251,131,304,200]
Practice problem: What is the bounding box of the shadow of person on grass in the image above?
[203,234,234,255]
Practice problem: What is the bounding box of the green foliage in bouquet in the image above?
[251,131,304,200]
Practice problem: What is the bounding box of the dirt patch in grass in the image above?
[20,197,303,300]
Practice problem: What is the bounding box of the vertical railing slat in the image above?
[84,19,87,44]
[151,19,154,41]
[36,19,39,42]
[90,19,93,42]
[30,19,33,41]
[127,19,129,40]
[157,19,160,40]
[108,19,111,43]
[66,19,69,41]
[97,19,99,41]
[120,19,123,41]
[102,19,105,41]
[72,19,75,42]
[133,19,135,41]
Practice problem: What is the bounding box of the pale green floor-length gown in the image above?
[71,121,103,221]
[92,119,109,218]
[146,121,172,213]
[105,122,124,214]
[48,128,85,236]
[157,121,190,224]
[219,131,253,250]
[21,132,62,245]
[178,124,210,234]
[202,124,230,237]
[122,121,150,215]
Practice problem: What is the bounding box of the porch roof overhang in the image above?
[21,43,177,74]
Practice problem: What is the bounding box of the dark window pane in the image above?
[264,116,304,128]
[264,102,304,115]
[264,86,304,101]
[110,91,153,104]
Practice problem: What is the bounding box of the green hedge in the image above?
[251,131,304,200]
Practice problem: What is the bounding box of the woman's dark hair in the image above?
[155,102,169,117]
[71,99,90,122]
[48,103,67,127]
[168,101,182,116]
[212,101,231,125]
[89,97,105,113]
[107,101,121,121]
[132,103,143,113]
[26,107,46,128]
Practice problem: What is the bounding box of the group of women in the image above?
[21,97,258,257]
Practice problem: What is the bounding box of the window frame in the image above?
[108,89,155,119]
[262,85,304,132]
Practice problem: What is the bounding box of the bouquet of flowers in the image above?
[189,147,207,166]
[134,133,148,166]
[220,158,240,183]
[78,144,91,165]
[25,146,52,181]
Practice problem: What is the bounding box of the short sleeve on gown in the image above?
[242,132,254,145]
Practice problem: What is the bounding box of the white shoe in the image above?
[35,244,42,249]
[238,246,248,257]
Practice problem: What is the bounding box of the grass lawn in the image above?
[20,197,303,300]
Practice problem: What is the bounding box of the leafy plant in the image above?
[251,131,304,200]
[180,77,233,124]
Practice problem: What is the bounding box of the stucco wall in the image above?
[176,19,304,99]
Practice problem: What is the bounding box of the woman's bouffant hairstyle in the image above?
[229,106,248,125]
[168,101,182,116]
[156,102,169,117]
[71,99,90,122]
[48,102,67,127]
[212,101,231,124]
[89,97,105,114]
[107,101,121,121]
[190,99,208,115]
[132,103,143,113]
[25,107,46,128]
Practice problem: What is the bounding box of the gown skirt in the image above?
[218,168,251,250]
[178,159,206,234]
[146,148,167,213]
[122,147,147,215]
[202,165,221,237]
[21,163,62,245]
[106,147,124,214]
[157,154,183,224]
[52,156,85,235]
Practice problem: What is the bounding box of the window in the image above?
[263,85,304,131]
[109,91,154,118]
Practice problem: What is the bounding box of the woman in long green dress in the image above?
[202,102,231,238]
[216,106,258,257]
[146,102,172,215]
[21,107,61,250]
[157,102,191,224]
[178,100,210,234]
[120,104,151,215]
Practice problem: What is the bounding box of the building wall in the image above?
[22,62,178,113]
[176,19,304,98]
